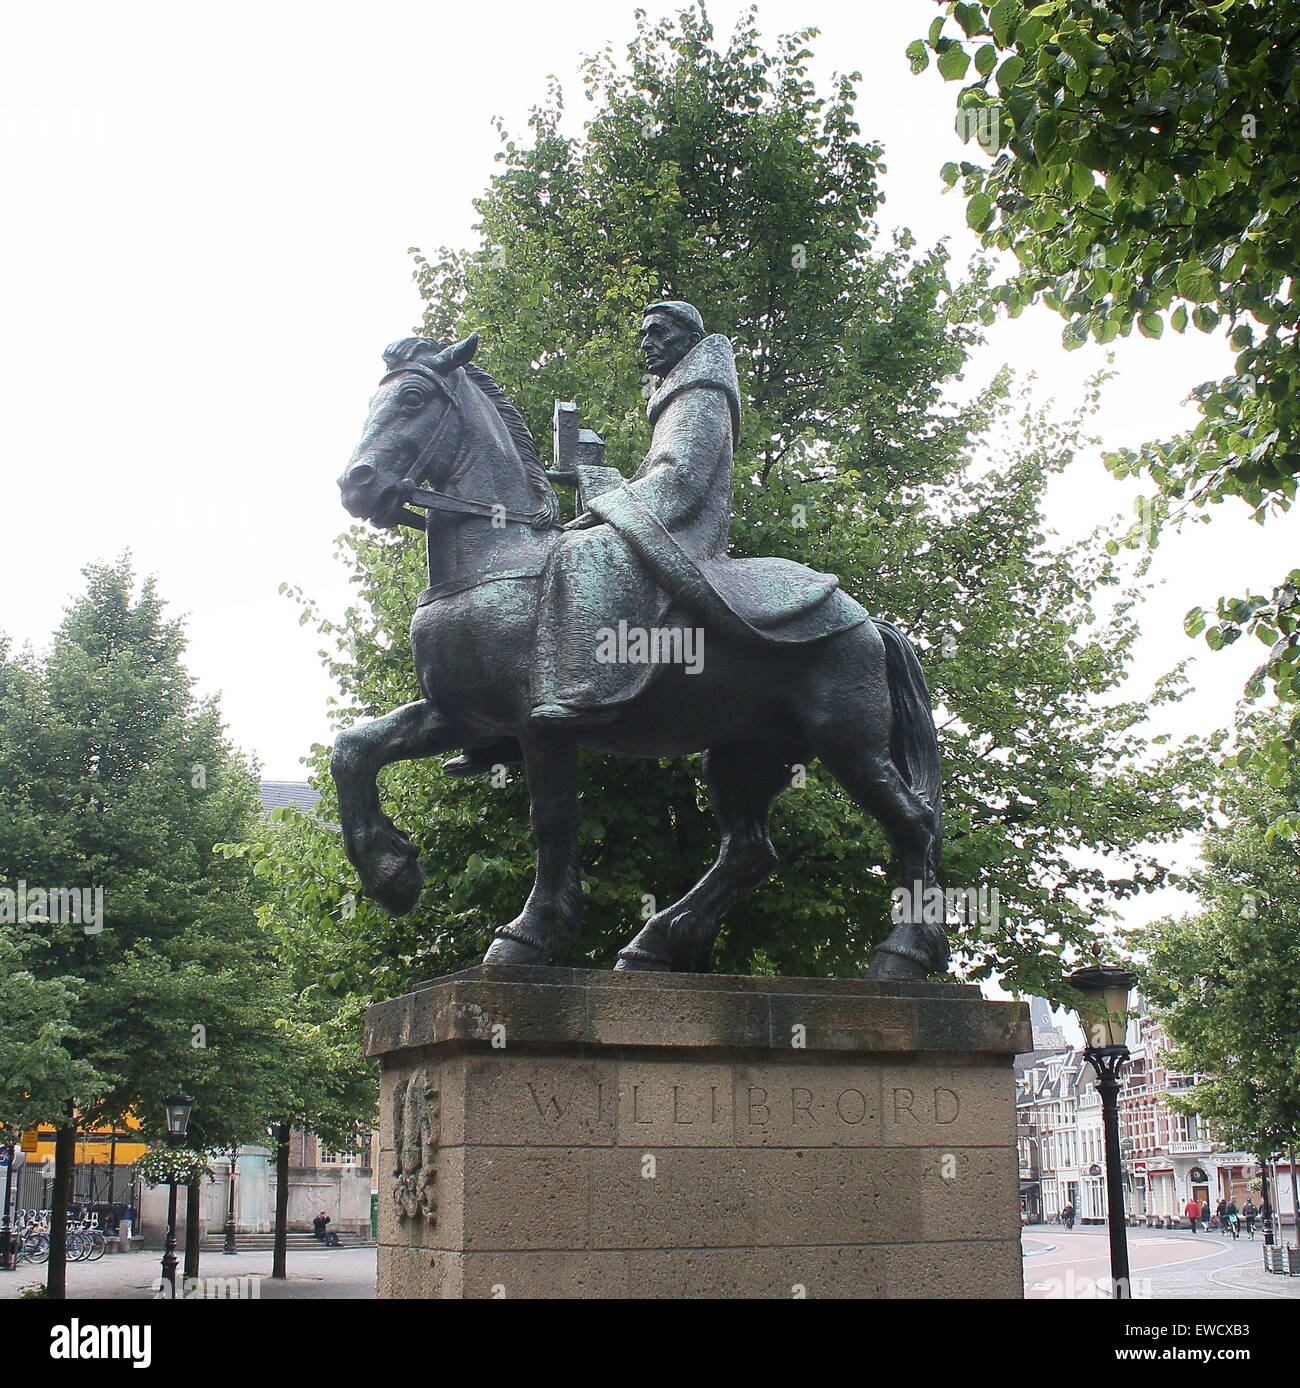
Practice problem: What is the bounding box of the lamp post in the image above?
[223,1148,238,1254]
[1068,961,1138,1299]
[160,1092,193,1298]
[1258,1156,1275,1247]
[0,1142,17,1272]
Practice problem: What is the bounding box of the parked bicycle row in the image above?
[5,1209,107,1266]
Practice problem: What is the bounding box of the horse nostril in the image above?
[346,462,376,488]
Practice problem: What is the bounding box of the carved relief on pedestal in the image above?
[392,1065,439,1224]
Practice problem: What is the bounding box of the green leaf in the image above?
[967,191,995,231]
[996,54,1026,89]
[938,46,973,81]
[1175,261,1216,301]
[989,0,1020,47]
[975,44,998,78]
[954,3,987,38]
[906,39,930,74]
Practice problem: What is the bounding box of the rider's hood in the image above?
[646,333,740,446]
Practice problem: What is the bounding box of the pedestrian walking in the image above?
[1061,1201,1075,1230]
[1215,1198,1228,1234]
[1184,1196,1201,1232]
[1200,1199,1211,1231]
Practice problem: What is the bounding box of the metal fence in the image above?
[7,1161,142,1234]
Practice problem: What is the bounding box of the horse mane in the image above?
[382,337,559,528]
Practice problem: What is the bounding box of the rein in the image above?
[379,363,552,530]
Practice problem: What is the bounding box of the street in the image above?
[1023,1224,1300,1299]
[0,1247,377,1300]
[4,1233,1296,1300]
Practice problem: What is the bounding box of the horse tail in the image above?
[873,618,943,876]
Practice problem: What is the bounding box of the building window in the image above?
[317,1136,372,1166]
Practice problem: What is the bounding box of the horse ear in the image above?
[432,332,479,373]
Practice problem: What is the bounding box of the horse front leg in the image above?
[331,700,460,915]
[483,729,583,965]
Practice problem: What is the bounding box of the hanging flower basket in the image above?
[134,1147,210,1187]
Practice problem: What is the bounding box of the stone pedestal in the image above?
[365,965,1030,1299]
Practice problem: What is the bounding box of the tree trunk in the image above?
[271,1123,290,1280]
[45,1120,77,1299]
[182,1174,202,1279]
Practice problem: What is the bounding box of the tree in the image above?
[263,998,376,1279]
[0,557,269,1295]
[0,928,101,1134]
[911,0,1300,820]
[268,3,1207,1005]
[1141,713,1300,1160]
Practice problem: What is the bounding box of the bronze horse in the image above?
[331,332,946,980]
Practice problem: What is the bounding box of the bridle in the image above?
[376,362,553,529]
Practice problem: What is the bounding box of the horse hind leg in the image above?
[616,742,796,973]
[812,727,946,982]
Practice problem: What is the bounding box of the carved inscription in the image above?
[509,1070,971,1145]
[744,1084,872,1127]
[392,1065,439,1223]
[891,1086,960,1125]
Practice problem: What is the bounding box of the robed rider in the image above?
[529,300,741,723]
[444,299,856,773]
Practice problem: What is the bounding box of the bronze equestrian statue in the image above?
[332,302,946,980]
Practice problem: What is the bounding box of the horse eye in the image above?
[399,388,425,409]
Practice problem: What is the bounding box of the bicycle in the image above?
[66,1214,107,1262]
[11,1210,50,1265]
[11,1229,49,1266]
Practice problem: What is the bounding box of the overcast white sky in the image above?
[4,1,1295,935]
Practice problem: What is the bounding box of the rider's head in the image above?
[640,301,705,380]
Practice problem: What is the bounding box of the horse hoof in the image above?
[368,854,425,916]
[865,948,927,982]
[664,910,714,973]
[614,946,671,972]
[483,934,549,966]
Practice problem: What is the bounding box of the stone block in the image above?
[370,967,1027,1298]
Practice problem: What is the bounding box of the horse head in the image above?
[339,333,558,533]
[338,333,480,529]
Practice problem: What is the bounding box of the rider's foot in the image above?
[528,702,618,727]
[442,739,524,777]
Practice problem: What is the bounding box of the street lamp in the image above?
[1068,961,1138,1299]
[223,1148,238,1255]
[160,1092,193,1297]
[1258,1157,1276,1248]
[0,1141,23,1272]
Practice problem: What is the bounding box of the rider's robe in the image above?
[531,334,867,716]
